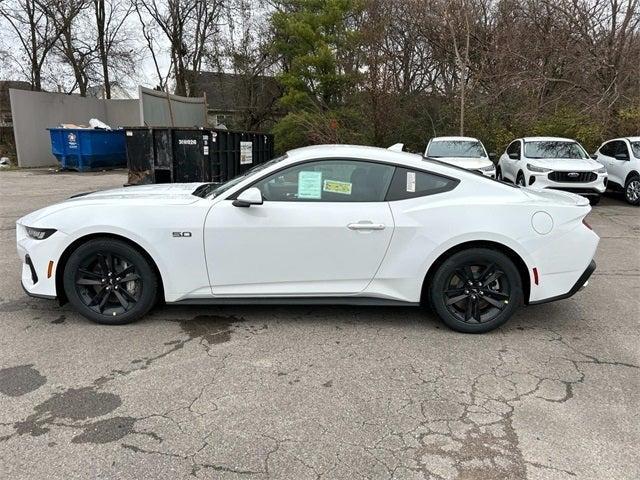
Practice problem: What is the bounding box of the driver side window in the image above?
[616,141,630,159]
[506,141,521,158]
[599,141,616,157]
[252,159,395,202]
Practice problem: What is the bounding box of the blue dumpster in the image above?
[48,128,127,171]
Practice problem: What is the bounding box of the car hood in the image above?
[67,183,207,202]
[433,157,493,169]
[522,188,590,206]
[527,158,602,171]
[18,183,206,226]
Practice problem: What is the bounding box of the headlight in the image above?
[594,166,606,174]
[527,163,552,173]
[25,226,56,240]
[478,164,496,172]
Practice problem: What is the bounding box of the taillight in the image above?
[582,218,593,230]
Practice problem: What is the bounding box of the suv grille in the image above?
[548,171,597,183]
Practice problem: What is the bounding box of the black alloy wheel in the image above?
[430,248,523,333]
[75,252,141,315]
[63,239,157,324]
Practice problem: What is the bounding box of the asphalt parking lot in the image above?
[0,169,638,480]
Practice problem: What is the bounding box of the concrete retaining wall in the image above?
[9,90,139,167]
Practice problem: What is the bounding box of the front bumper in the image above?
[17,223,67,300]
[472,167,496,178]
[526,172,607,196]
[529,260,596,305]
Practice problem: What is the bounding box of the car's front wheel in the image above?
[516,172,526,186]
[63,238,158,325]
[496,167,503,181]
[429,248,523,333]
[624,175,640,205]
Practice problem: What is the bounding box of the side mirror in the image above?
[489,152,497,161]
[614,152,629,161]
[508,152,520,160]
[590,153,598,160]
[233,187,263,207]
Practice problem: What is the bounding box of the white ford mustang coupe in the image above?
[17,145,598,333]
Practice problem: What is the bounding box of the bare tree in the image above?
[37,0,95,96]
[93,0,134,98]
[135,0,224,96]
[0,0,62,90]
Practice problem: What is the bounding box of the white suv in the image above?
[425,136,496,177]
[593,137,640,205]
[497,137,607,205]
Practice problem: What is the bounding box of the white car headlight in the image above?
[25,226,56,240]
[527,163,552,173]
[478,164,496,172]
[594,166,606,174]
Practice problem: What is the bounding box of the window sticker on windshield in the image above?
[298,171,322,199]
[406,172,416,192]
[323,179,352,195]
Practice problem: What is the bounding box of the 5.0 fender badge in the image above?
[172,231,192,238]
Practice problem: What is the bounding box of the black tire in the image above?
[429,248,523,333]
[588,195,601,206]
[496,167,503,181]
[516,171,526,187]
[63,238,158,325]
[624,175,640,205]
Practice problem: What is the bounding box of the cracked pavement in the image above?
[1,169,638,479]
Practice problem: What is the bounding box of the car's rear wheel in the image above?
[63,238,158,325]
[429,248,523,333]
[624,175,640,205]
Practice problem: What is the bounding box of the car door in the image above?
[203,159,396,296]
[503,140,521,181]
[609,141,631,186]
[596,140,616,183]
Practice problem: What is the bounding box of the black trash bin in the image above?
[125,127,273,185]
[125,127,211,185]
[209,129,274,182]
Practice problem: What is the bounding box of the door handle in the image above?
[347,222,385,231]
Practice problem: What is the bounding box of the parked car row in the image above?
[423,135,640,206]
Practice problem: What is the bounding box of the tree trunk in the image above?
[95,0,110,98]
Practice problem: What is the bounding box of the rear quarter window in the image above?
[385,167,459,201]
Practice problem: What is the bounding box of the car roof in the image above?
[624,137,640,142]
[284,144,474,177]
[521,136,577,143]
[286,144,424,166]
[429,136,480,142]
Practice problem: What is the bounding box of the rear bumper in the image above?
[529,259,596,305]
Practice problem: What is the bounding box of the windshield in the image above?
[193,155,287,199]
[524,141,588,159]
[427,140,486,158]
[630,142,640,158]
